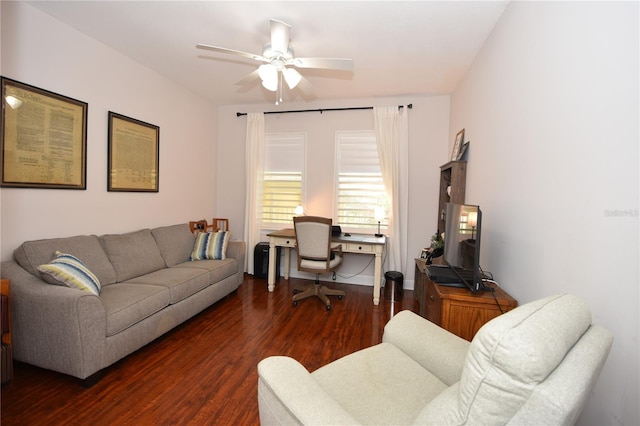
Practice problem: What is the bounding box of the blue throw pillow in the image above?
[190,231,231,261]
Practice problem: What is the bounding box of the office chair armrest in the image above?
[258,356,360,425]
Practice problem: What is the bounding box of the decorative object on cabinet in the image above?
[414,258,517,341]
[450,128,465,161]
[107,111,159,192]
[437,161,467,234]
[1,77,88,189]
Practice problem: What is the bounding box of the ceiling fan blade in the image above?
[270,19,291,54]
[196,44,266,62]
[290,57,353,71]
[234,69,261,86]
[296,75,315,95]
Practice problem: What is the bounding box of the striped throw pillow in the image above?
[38,251,101,295]
[190,231,230,261]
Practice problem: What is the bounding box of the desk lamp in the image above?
[374,207,385,237]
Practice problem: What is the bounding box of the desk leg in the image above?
[373,250,382,305]
[283,247,291,279]
[268,239,276,292]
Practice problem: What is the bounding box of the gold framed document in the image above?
[1,77,88,189]
[108,112,159,192]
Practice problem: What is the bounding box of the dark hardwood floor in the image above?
[1,275,414,425]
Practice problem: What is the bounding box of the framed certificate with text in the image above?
[1,77,88,189]
[108,112,159,192]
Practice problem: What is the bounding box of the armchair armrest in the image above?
[258,356,360,425]
[383,310,470,386]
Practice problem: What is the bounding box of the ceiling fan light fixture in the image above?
[283,67,302,89]
[258,64,278,91]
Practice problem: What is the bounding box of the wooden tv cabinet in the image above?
[414,258,517,341]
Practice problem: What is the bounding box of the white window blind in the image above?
[336,131,388,231]
[262,133,305,226]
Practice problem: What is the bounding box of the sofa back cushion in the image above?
[151,223,195,267]
[100,229,166,282]
[14,235,117,285]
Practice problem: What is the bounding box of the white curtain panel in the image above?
[373,106,409,274]
[243,113,265,274]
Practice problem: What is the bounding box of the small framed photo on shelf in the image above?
[108,112,159,192]
[450,128,465,161]
[457,141,470,160]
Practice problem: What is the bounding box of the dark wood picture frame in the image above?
[1,77,88,189]
[108,112,159,192]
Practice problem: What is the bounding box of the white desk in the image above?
[266,229,386,305]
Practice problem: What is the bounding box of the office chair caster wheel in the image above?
[338,295,343,300]
[326,304,331,311]
[292,289,298,295]
[293,301,298,307]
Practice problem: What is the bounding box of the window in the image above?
[262,133,305,227]
[336,131,388,231]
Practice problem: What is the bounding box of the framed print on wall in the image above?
[1,77,88,189]
[450,128,465,161]
[108,112,159,192]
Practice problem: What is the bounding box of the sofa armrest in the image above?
[1,260,107,379]
[258,356,360,425]
[383,310,470,386]
[226,240,246,285]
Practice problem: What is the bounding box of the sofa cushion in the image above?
[151,223,196,267]
[174,258,238,284]
[37,251,101,295]
[100,283,170,336]
[312,342,448,425]
[101,229,166,282]
[454,293,592,425]
[14,235,117,285]
[124,267,211,304]
[190,231,230,261]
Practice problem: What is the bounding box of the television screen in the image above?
[443,203,485,292]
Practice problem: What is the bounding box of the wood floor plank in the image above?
[1,275,414,425]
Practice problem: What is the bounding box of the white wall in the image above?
[450,2,639,424]
[216,96,450,287]
[0,2,218,261]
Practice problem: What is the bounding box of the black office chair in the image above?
[292,216,345,310]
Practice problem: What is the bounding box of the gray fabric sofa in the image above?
[0,223,246,385]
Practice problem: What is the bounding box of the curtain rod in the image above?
[236,103,412,117]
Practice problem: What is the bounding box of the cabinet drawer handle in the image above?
[358,246,363,250]
[286,240,290,244]
[429,295,435,301]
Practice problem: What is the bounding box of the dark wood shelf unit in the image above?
[437,160,467,234]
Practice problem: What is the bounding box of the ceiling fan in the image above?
[197,19,353,105]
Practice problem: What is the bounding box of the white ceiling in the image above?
[28,1,509,106]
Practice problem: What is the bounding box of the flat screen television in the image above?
[442,203,487,292]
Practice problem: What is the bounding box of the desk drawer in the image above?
[344,243,374,253]
[273,237,296,248]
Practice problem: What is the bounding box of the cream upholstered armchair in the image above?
[258,293,613,425]
[292,216,345,310]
